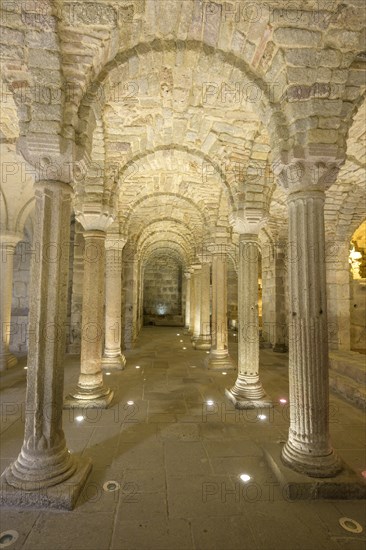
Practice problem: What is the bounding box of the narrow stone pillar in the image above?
[277,159,342,477]
[65,210,115,408]
[0,233,21,371]
[207,252,235,369]
[195,262,211,350]
[101,236,126,370]
[272,242,288,353]
[226,212,271,407]
[67,222,84,354]
[189,269,195,334]
[184,271,191,330]
[0,181,91,509]
[124,257,139,349]
[191,264,201,343]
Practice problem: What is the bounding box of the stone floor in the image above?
[0,327,365,550]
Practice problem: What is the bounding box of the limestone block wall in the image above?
[143,257,182,318]
[350,280,366,351]
[10,237,31,355]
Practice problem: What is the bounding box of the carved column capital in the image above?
[273,153,343,194]
[75,203,115,232]
[229,208,267,235]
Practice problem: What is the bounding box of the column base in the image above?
[0,455,92,510]
[0,353,18,371]
[225,387,273,409]
[206,353,236,370]
[64,386,114,409]
[194,337,211,350]
[281,440,343,478]
[273,343,288,353]
[263,442,365,499]
[101,354,126,370]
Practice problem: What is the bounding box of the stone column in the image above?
[124,257,139,349]
[226,212,271,407]
[191,264,201,343]
[194,262,211,350]
[67,222,84,354]
[65,210,115,408]
[0,181,91,509]
[277,158,342,477]
[184,271,191,330]
[189,269,195,334]
[101,236,126,370]
[270,241,288,353]
[0,232,22,371]
[207,250,235,369]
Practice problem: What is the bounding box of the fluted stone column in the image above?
[195,262,211,350]
[0,232,22,371]
[207,251,235,369]
[65,210,115,408]
[184,271,191,330]
[226,212,271,407]
[272,243,288,352]
[101,236,126,370]
[277,159,342,477]
[191,264,202,343]
[0,181,91,509]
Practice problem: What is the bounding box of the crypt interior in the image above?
[0,0,366,549]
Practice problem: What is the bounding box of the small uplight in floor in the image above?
[206,351,210,354]
[0,530,19,548]
[222,372,227,375]
[239,473,251,483]
[182,347,187,350]
[206,400,215,407]
[177,333,180,336]
[23,366,28,370]
[75,416,84,422]
[135,366,141,369]
[180,339,183,342]
[233,333,237,337]
[279,398,287,404]
[258,414,267,420]
[105,372,111,376]
[127,400,134,406]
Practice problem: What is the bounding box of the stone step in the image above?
[329,351,366,385]
[329,370,366,411]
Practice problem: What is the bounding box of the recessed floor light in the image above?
[103,480,120,493]
[239,474,251,483]
[222,372,227,375]
[177,333,180,336]
[127,400,134,406]
[206,400,214,406]
[183,347,186,350]
[0,530,19,547]
[258,414,267,420]
[206,351,210,354]
[180,340,183,342]
[135,366,141,369]
[105,372,111,376]
[23,366,28,370]
[279,398,287,404]
[339,517,363,534]
[75,416,84,422]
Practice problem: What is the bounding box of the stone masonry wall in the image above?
[143,257,182,317]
